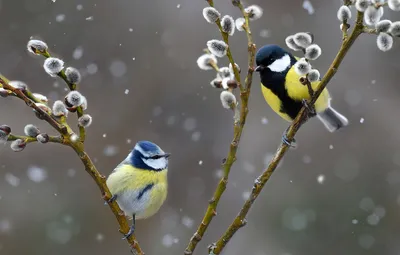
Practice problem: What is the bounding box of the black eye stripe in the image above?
[144,155,162,160]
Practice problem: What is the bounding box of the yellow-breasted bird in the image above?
[106,141,170,239]
[254,44,348,144]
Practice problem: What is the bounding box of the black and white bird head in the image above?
[255,44,297,75]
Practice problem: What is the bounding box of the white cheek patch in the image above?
[142,157,168,170]
[268,54,291,72]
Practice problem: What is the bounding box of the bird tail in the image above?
[317,106,348,132]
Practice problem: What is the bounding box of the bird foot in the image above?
[122,224,135,240]
[282,127,297,149]
[302,99,316,118]
[104,194,117,205]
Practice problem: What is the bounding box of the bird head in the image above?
[254,44,295,74]
[129,141,170,171]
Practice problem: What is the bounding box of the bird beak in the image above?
[163,153,171,158]
[254,65,262,72]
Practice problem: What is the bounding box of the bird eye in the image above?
[149,155,162,159]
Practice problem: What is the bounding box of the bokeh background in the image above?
[1,0,400,254]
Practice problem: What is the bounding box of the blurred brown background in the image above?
[1,0,400,254]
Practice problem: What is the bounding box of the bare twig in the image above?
[209,11,366,255]
[184,1,255,254]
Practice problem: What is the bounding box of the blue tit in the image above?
[106,140,170,239]
[254,44,348,143]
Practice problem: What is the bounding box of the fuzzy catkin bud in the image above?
[206,40,228,58]
[34,103,52,115]
[337,5,352,22]
[0,88,10,97]
[235,18,245,31]
[305,44,322,60]
[294,58,311,75]
[52,100,68,117]
[10,139,26,152]
[285,36,303,51]
[202,7,221,23]
[36,133,49,143]
[307,69,320,82]
[244,5,263,20]
[65,91,84,107]
[376,20,392,33]
[24,124,40,137]
[44,57,64,77]
[220,91,237,109]
[32,93,48,103]
[377,33,393,51]
[9,81,28,91]
[210,78,223,88]
[0,125,11,136]
[364,6,383,26]
[80,96,88,110]
[355,0,371,12]
[27,39,48,55]
[196,54,218,70]
[389,21,400,36]
[65,67,82,84]
[229,63,240,75]
[389,0,400,11]
[293,32,313,48]
[217,67,232,80]
[221,15,235,36]
[78,114,93,128]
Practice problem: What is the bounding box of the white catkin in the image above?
[389,21,400,36]
[337,5,352,22]
[65,67,82,84]
[355,0,371,12]
[65,91,84,107]
[24,124,40,137]
[220,91,237,109]
[376,20,392,33]
[202,7,221,23]
[27,39,48,55]
[307,69,320,82]
[52,100,68,117]
[305,44,322,60]
[285,35,303,51]
[294,58,311,75]
[388,0,400,11]
[377,33,393,51]
[364,6,383,26]
[10,139,26,152]
[235,18,245,31]
[293,32,313,48]
[244,5,263,20]
[196,54,218,70]
[206,40,228,58]
[78,114,93,127]
[43,57,64,77]
[221,15,235,36]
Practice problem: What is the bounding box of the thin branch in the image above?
[0,78,68,135]
[184,1,256,254]
[7,134,64,144]
[209,11,366,255]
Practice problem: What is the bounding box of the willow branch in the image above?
[208,0,242,91]
[0,78,68,135]
[1,74,144,254]
[7,134,64,144]
[209,11,366,255]
[41,53,86,143]
[184,1,256,254]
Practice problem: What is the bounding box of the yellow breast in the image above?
[260,84,292,122]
